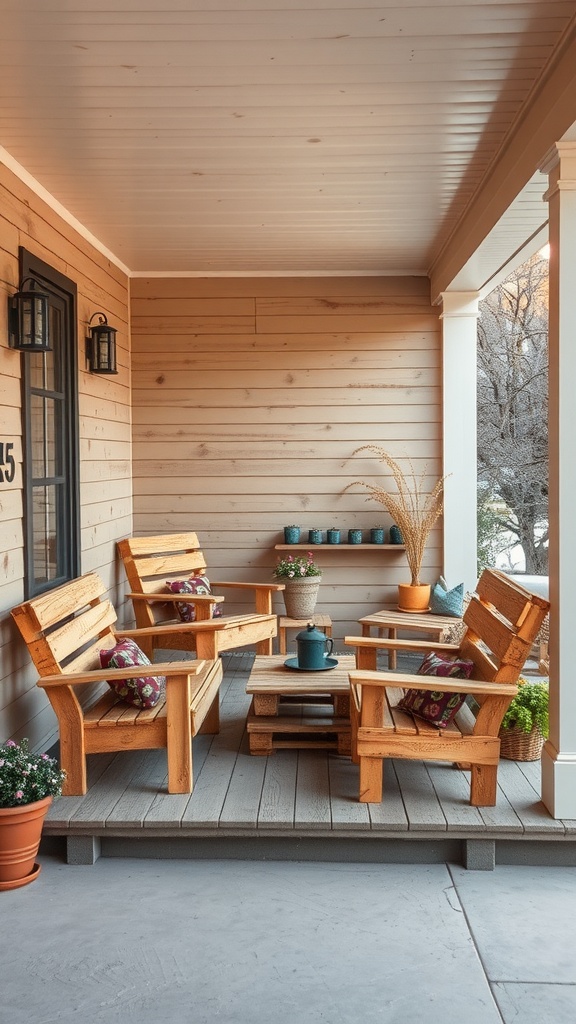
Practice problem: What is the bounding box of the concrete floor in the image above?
[2,852,575,1023]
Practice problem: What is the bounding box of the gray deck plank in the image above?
[393,760,447,831]
[294,750,332,829]
[46,752,117,828]
[426,764,486,831]
[496,760,565,833]
[476,779,525,833]
[105,749,171,827]
[258,751,298,828]
[143,733,213,828]
[367,761,409,831]
[515,757,541,791]
[219,732,267,828]
[180,698,249,827]
[68,750,152,829]
[328,755,371,830]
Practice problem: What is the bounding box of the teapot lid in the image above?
[296,622,326,643]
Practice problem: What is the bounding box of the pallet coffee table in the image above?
[358,607,460,669]
[246,654,354,756]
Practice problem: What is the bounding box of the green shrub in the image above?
[501,678,549,737]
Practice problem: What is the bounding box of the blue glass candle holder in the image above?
[308,529,323,544]
[284,526,301,544]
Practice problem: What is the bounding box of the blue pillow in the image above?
[430,579,464,618]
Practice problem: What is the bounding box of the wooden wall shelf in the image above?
[274,543,406,551]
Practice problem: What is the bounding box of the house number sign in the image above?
[0,441,16,483]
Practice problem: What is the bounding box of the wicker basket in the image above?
[499,725,544,761]
[282,576,322,618]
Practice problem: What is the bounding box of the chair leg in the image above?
[47,689,88,795]
[470,763,498,806]
[165,672,193,793]
[358,756,384,803]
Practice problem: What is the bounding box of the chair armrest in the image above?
[117,614,269,641]
[348,669,518,699]
[37,659,207,689]
[345,635,460,655]
[211,580,285,592]
[127,592,225,606]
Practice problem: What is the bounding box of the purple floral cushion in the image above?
[99,638,165,709]
[165,576,223,623]
[396,651,475,728]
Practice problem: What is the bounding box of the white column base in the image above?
[541,742,576,819]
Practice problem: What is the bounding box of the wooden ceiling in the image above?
[1,1,576,276]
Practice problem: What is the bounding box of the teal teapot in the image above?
[296,623,334,670]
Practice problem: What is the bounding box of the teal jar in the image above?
[370,528,386,544]
[327,528,341,544]
[284,526,301,544]
[389,524,403,544]
[348,529,363,544]
[308,529,323,544]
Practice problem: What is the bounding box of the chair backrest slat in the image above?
[123,532,201,556]
[11,573,118,677]
[460,569,549,685]
[117,533,211,626]
[12,573,107,637]
[133,551,209,584]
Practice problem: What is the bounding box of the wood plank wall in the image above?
[130,277,442,644]
[0,163,132,750]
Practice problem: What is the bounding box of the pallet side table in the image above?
[277,613,332,655]
[358,607,460,669]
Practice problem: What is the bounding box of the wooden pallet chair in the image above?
[11,572,224,796]
[345,569,550,807]
[117,533,283,658]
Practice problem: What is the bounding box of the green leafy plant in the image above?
[273,552,322,579]
[0,738,66,808]
[501,678,549,737]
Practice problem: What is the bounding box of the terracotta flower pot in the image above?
[397,583,431,613]
[0,795,52,891]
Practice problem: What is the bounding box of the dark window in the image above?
[20,249,80,596]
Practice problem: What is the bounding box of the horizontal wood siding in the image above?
[130,276,442,643]
[0,162,132,751]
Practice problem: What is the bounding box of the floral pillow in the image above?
[165,576,223,623]
[396,651,475,728]
[99,638,165,709]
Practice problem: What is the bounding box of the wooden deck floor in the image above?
[44,653,576,868]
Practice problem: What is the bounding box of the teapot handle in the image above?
[325,636,334,657]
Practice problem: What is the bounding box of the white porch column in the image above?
[541,141,576,818]
[439,291,480,593]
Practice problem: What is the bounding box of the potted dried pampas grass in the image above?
[344,445,446,612]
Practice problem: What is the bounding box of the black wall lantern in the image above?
[8,277,51,352]
[86,312,118,374]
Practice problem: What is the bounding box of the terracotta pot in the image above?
[282,576,322,618]
[0,795,52,891]
[397,583,431,613]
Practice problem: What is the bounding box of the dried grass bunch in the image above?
[344,445,445,586]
